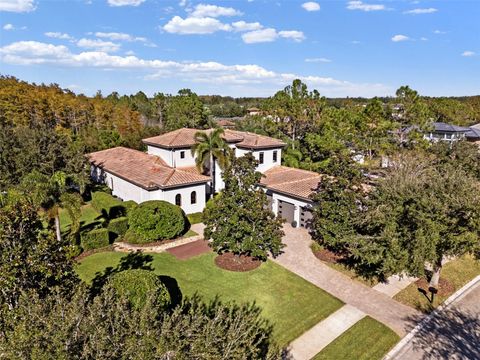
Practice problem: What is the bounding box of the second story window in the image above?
[273,151,277,162]
[191,191,197,204]
[180,151,185,159]
[175,194,182,207]
[259,152,264,164]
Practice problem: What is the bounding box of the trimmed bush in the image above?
[108,269,171,309]
[107,216,128,236]
[91,191,122,215]
[127,200,186,243]
[81,228,110,251]
[122,200,138,215]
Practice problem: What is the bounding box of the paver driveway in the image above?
[273,225,421,336]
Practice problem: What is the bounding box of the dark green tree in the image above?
[204,153,284,260]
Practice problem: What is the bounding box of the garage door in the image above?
[278,200,295,224]
[300,207,313,228]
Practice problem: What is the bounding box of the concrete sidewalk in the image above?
[289,304,366,360]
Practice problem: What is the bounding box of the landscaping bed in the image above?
[76,251,343,345]
[393,255,480,313]
[214,253,261,272]
[312,316,400,360]
[118,229,198,247]
[311,243,378,287]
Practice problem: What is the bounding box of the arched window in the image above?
[175,194,182,206]
[191,191,197,204]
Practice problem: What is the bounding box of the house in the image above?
[88,128,321,227]
[424,122,471,143]
[246,107,261,116]
[465,123,480,145]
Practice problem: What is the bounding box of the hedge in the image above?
[107,216,129,236]
[122,200,138,215]
[81,228,110,251]
[108,269,171,309]
[127,200,186,243]
[91,191,122,216]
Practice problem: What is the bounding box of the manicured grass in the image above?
[76,251,343,345]
[182,229,198,238]
[59,204,103,232]
[312,316,400,360]
[187,212,203,225]
[394,255,480,313]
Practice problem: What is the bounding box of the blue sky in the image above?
[0,0,478,97]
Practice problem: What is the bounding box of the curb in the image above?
[383,274,480,359]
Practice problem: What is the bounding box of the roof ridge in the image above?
[162,167,177,186]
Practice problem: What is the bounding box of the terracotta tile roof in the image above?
[260,166,322,201]
[88,147,210,190]
[142,128,286,150]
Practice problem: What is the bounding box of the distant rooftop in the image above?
[432,122,471,133]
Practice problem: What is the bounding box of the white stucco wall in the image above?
[147,145,197,168]
[270,192,311,227]
[163,184,206,214]
[235,147,282,172]
[91,166,206,214]
[146,146,174,166]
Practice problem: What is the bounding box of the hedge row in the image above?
[107,217,128,236]
[81,228,110,251]
[91,192,122,216]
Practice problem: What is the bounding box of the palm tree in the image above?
[21,171,82,242]
[191,128,231,194]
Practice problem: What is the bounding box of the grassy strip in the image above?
[312,316,400,360]
[394,255,480,313]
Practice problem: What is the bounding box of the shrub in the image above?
[107,217,128,236]
[81,228,110,251]
[108,269,171,309]
[127,200,186,243]
[122,200,138,215]
[91,191,122,215]
[187,212,203,225]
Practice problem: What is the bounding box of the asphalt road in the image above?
[390,280,480,360]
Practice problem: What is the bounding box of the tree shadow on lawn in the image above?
[406,307,480,360]
[89,251,183,308]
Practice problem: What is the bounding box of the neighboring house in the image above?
[246,107,261,116]
[88,128,320,227]
[424,122,471,143]
[215,118,238,129]
[465,123,480,145]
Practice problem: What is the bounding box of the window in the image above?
[180,151,185,159]
[259,152,264,164]
[175,194,182,206]
[273,151,277,162]
[191,191,197,204]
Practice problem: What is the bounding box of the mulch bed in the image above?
[214,252,261,272]
[415,277,455,297]
[166,240,212,260]
[312,248,345,264]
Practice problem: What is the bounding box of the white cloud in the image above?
[45,32,73,40]
[433,29,446,34]
[461,51,475,57]
[391,34,409,42]
[420,37,428,41]
[0,0,35,12]
[305,57,331,63]
[3,23,14,30]
[231,21,262,32]
[95,32,146,42]
[179,0,187,7]
[302,2,320,11]
[404,8,438,14]
[0,40,390,97]
[163,16,231,34]
[242,28,278,43]
[278,30,305,42]
[76,38,120,52]
[347,1,385,11]
[190,4,242,18]
[107,0,144,6]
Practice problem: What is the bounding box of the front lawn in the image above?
[59,204,102,233]
[76,251,343,345]
[312,316,400,360]
[393,255,480,313]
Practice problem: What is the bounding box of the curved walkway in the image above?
[274,225,421,337]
